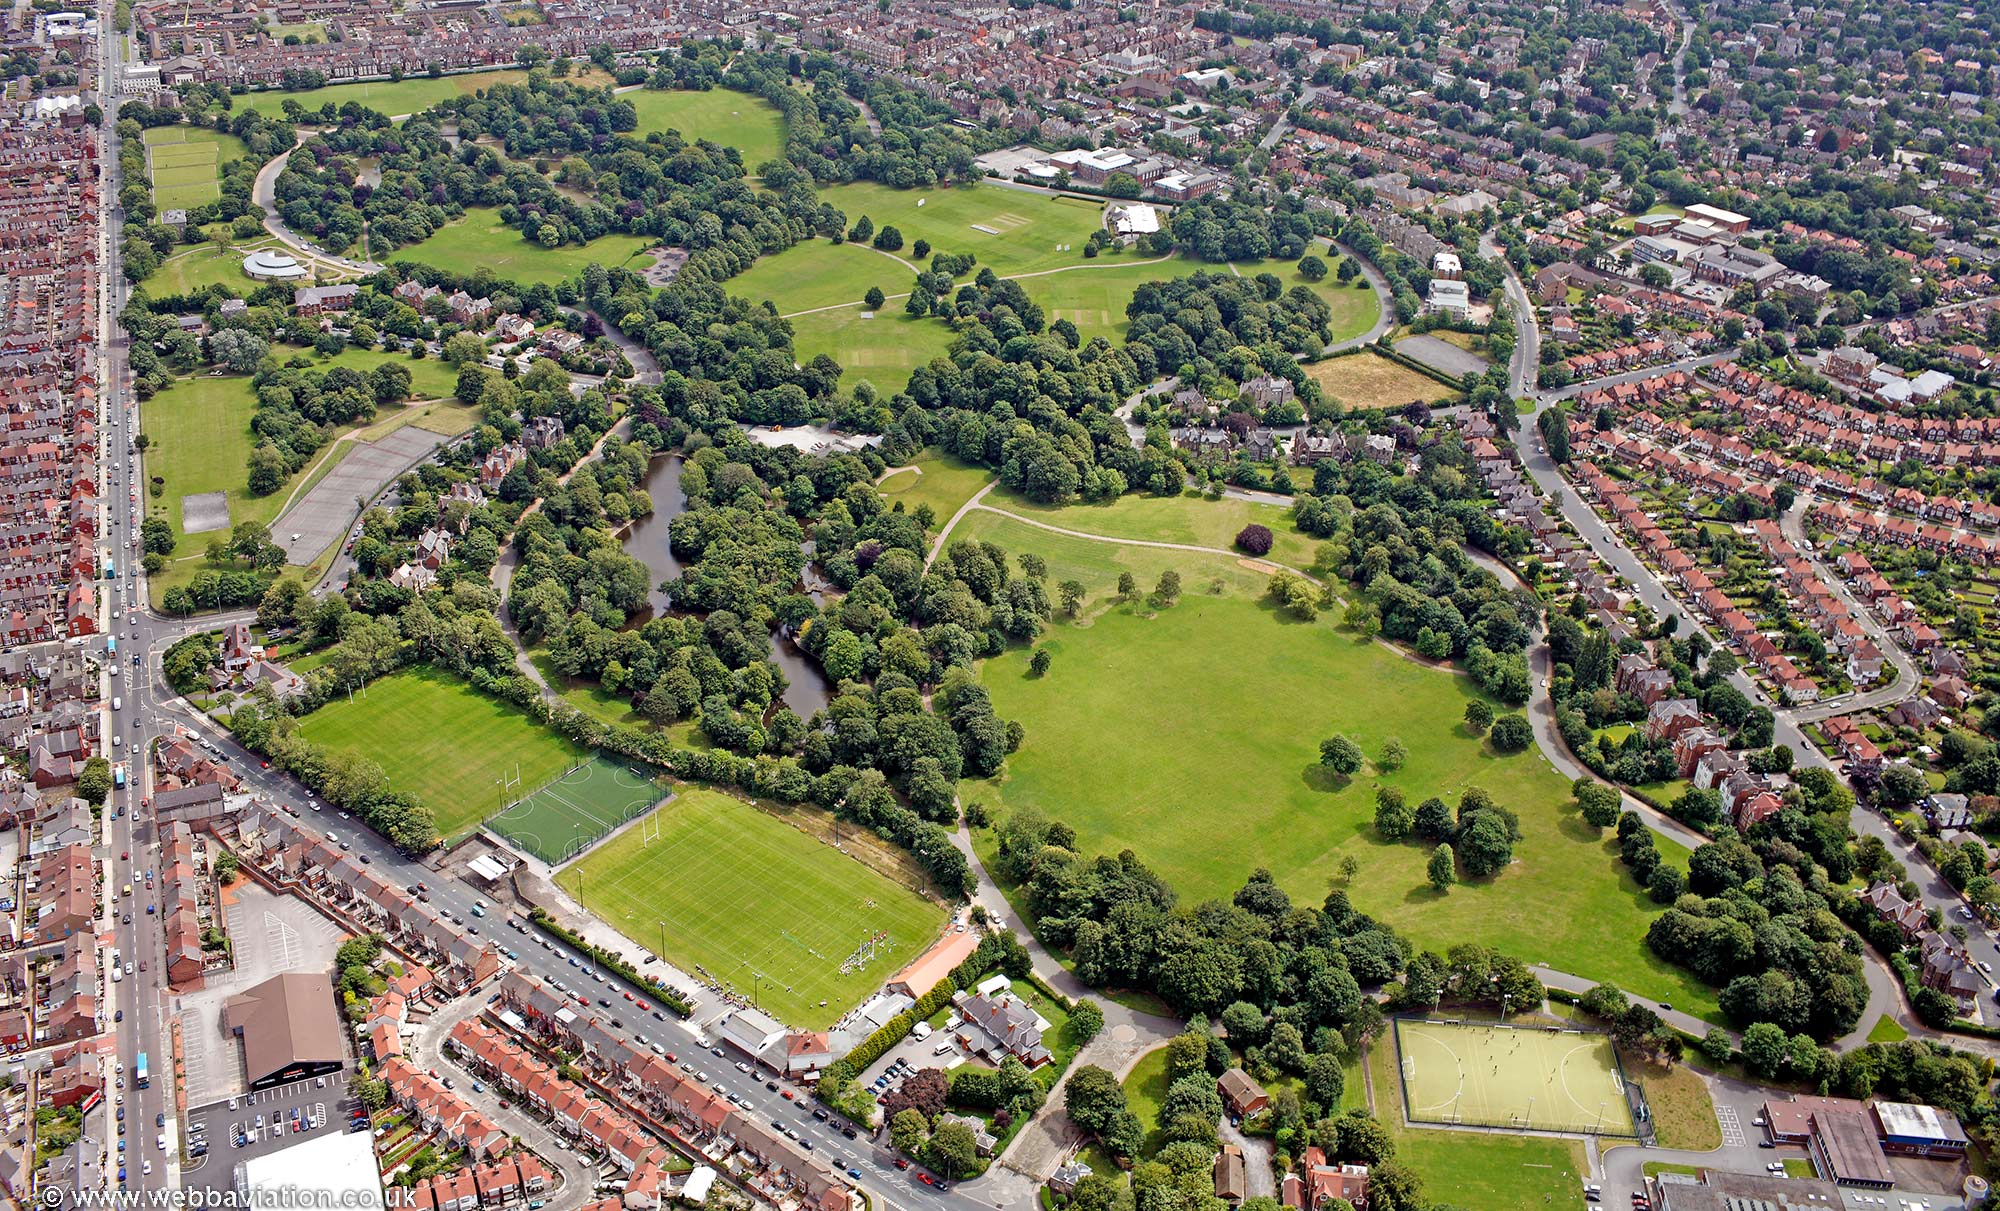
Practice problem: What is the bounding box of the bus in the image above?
[103,552,115,580]
[134,1053,149,1089]
[106,636,117,658]
[113,764,126,790]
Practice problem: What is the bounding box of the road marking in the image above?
[1716,1105,1745,1147]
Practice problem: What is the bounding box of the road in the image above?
[1478,231,1539,397]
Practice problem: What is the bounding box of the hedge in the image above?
[527,908,693,1017]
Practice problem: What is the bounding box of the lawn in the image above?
[784,304,959,393]
[152,240,271,295]
[564,787,949,1028]
[141,373,260,544]
[1368,1039,1588,1211]
[144,125,250,211]
[1867,1014,1909,1043]
[390,207,656,286]
[1629,1059,1720,1150]
[305,345,461,400]
[297,666,583,840]
[961,507,1721,1018]
[1305,350,1460,410]
[237,68,609,121]
[623,87,787,167]
[878,450,994,527]
[1120,1046,1172,1156]
[983,486,1321,572]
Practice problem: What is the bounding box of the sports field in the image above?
[1395,1019,1636,1136]
[144,126,249,211]
[1307,350,1461,410]
[489,754,665,864]
[564,788,949,1028]
[623,87,788,168]
[785,306,959,391]
[962,505,1720,1019]
[878,451,994,525]
[297,667,582,840]
[390,207,657,286]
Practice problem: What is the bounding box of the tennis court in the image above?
[1394,1018,1638,1136]
[488,754,665,864]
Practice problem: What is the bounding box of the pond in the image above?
[622,453,833,719]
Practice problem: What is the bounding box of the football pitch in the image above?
[563,788,949,1028]
[1394,1018,1638,1137]
[488,754,665,864]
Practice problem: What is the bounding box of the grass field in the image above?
[390,207,657,286]
[237,68,611,120]
[1629,1058,1720,1150]
[961,505,1718,1018]
[142,374,259,543]
[1395,1019,1636,1135]
[144,126,250,211]
[1307,350,1461,410]
[297,666,582,840]
[153,240,271,295]
[564,787,949,1028]
[489,754,665,863]
[772,234,1383,391]
[306,345,460,399]
[1120,1046,1172,1156]
[1368,1038,1589,1210]
[879,451,994,526]
[985,487,1318,571]
[623,87,787,167]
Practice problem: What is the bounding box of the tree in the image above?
[442,331,487,368]
[873,225,904,252]
[1455,812,1513,877]
[1297,254,1328,282]
[1029,649,1052,677]
[1464,699,1493,734]
[1538,406,1570,464]
[1879,764,1929,806]
[864,286,886,310]
[1741,1021,1789,1077]
[1412,797,1453,841]
[1117,571,1138,602]
[76,757,112,807]
[889,1108,928,1155]
[1236,523,1274,555]
[1378,737,1407,771]
[141,517,177,556]
[1070,999,1104,1043]
[1304,1052,1345,1110]
[1064,1066,1128,1136]
[1488,714,1532,752]
[1151,570,1181,607]
[1375,785,1414,839]
[1319,734,1364,776]
[209,328,268,374]
[1427,844,1456,890]
[1638,263,1674,288]
[1058,580,1085,616]
[1575,781,1622,829]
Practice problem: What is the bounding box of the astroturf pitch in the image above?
[1395,1018,1637,1136]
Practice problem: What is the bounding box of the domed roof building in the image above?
[243,249,308,282]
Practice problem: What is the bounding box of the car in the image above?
[848,1169,862,1180]
[893,1158,911,1171]
[696,1071,710,1083]
[623,991,634,1001]
[599,998,611,1008]
[1758,1141,1777,1149]
[800,1139,813,1151]
[158,1113,167,1129]
[841,1125,857,1140]
[710,1047,725,1058]
[255,1115,263,1129]
[919,1173,935,1186]
[653,1011,667,1022]
[1767,1163,1784,1173]
[142,1161,151,1176]
[679,1062,694,1073]
[765,1081,779,1092]
[122,913,130,924]
[664,1052,677,1064]
[781,1089,795,1101]
[771,1120,785,1132]
[227,1099,237,1112]
[812,1109,829,1122]
[735,1062,752,1074]
[473,1082,485,1094]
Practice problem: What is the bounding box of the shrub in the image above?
[1235,524,1274,556]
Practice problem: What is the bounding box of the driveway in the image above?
[1394,334,1489,377]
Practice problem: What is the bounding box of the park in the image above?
[956,498,1719,1018]
[563,787,950,1029]
[390,207,660,286]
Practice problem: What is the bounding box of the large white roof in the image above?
[238,1128,384,1210]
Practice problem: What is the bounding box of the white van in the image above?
[932,1041,954,1056]
[911,1022,933,1041]
[112,696,122,710]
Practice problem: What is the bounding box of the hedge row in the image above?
[526,908,693,1018]
[842,978,956,1074]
